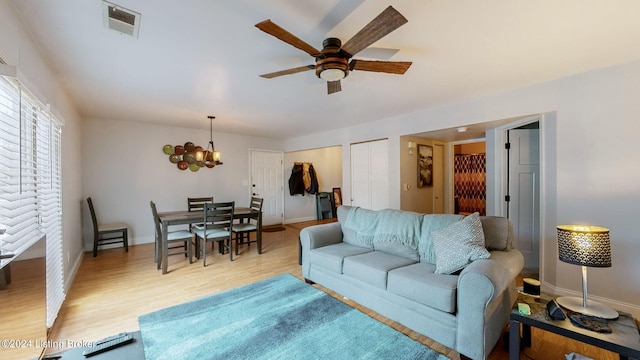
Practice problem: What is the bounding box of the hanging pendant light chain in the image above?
[209,116,214,148]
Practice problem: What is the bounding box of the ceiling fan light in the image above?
[316,57,349,82]
[320,68,346,81]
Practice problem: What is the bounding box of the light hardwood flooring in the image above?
[5,220,624,359]
[0,257,46,360]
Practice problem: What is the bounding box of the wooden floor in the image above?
[4,219,622,360]
[0,257,46,360]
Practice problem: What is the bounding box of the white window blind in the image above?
[0,76,40,259]
[39,113,64,328]
[0,73,65,328]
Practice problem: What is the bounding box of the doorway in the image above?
[404,114,547,277]
[453,141,486,215]
[506,122,540,271]
[250,149,284,226]
[433,144,445,213]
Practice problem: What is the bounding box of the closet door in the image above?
[350,139,389,210]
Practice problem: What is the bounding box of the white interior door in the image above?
[433,144,444,213]
[508,128,540,269]
[350,140,389,210]
[250,150,283,226]
[350,143,370,208]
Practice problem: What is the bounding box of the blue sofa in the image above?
[299,206,524,360]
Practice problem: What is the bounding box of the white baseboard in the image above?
[284,216,317,224]
[64,250,84,294]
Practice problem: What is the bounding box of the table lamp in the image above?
[556,225,618,319]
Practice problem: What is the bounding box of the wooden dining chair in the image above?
[188,196,213,257]
[187,197,213,213]
[232,197,263,255]
[150,201,193,271]
[87,197,128,257]
[192,201,235,266]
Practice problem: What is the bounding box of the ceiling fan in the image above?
[256,6,412,94]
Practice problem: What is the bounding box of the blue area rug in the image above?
[139,274,449,360]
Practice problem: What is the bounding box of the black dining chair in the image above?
[192,201,235,266]
[150,201,193,271]
[87,197,129,257]
[232,197,263,255]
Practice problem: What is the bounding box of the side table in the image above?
[509,291,640,360]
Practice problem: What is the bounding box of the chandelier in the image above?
[162,116,223,171]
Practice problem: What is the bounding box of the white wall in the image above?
[81,117,283,248]
[80,118,344,248]
[0,0,84,288]
[283,146,342,223]
[284,60,640,317]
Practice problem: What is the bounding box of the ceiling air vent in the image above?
[102,1,141,38]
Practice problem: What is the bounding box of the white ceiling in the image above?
[10,0,640,140]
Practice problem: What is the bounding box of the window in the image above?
[0,72,64,328]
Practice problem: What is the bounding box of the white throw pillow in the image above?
[432,212,491,274]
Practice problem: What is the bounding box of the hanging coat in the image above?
[302,163,311,192]
[307,164,319,194]
[288,163,305,195]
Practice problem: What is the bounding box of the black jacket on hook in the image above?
[307,164,319,195]
[289,163,305,195]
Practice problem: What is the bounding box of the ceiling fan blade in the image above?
[259,65,315,79]
[327,80,342,94]
[256,20,321,57]
[350,60,412,74]
[340,6,408,58]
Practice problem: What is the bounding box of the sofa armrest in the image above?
[456,249,524,359]
[299,222,343,250]
[299,222,343,278]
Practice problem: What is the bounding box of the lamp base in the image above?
[556,296,619,319]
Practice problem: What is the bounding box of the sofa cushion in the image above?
[310,243,372,274]
[480,216,513,250]
[337,206,366,247]
[387,263,459,313]
[432,212,491,274]
[343,251,417,289]
[373,241,419,261]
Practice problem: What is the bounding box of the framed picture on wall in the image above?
[417,144,433,188]
[332,187,342,207]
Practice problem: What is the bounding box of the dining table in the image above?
[157,206,262,274]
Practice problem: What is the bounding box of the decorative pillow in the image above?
[432,212,491,274]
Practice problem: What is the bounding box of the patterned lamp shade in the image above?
[557,225,611,267]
